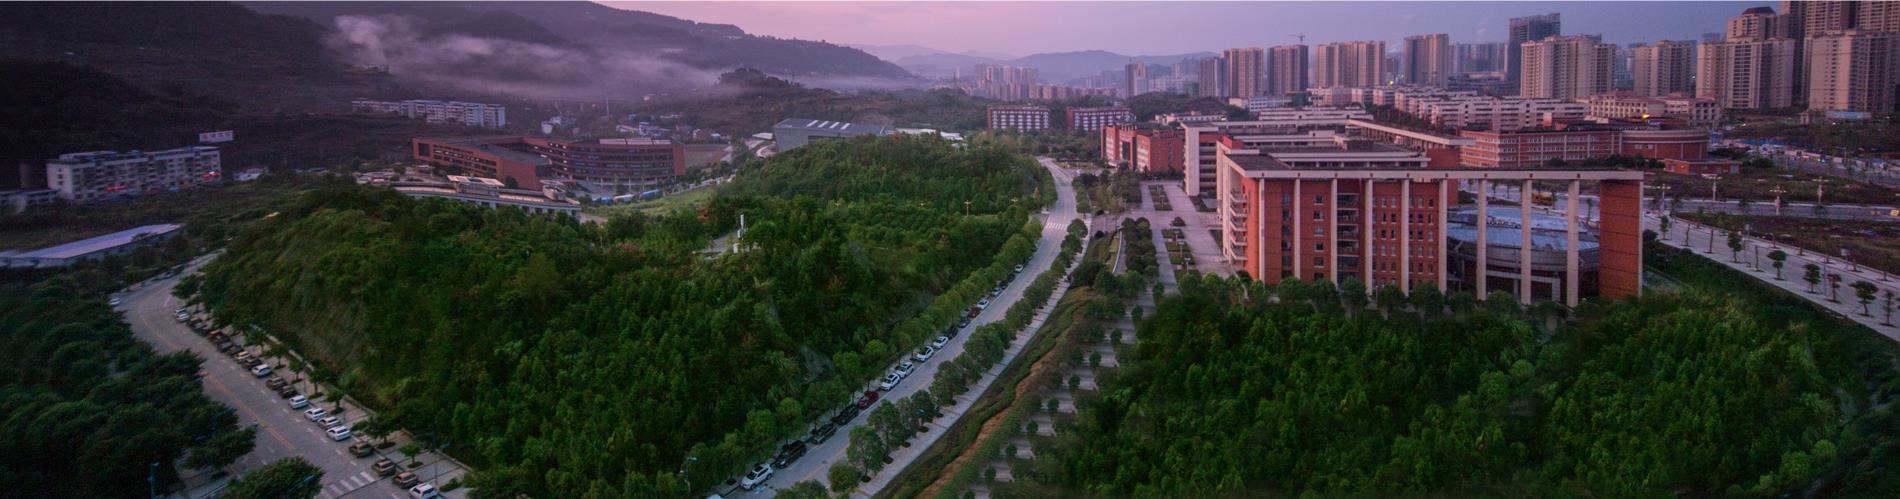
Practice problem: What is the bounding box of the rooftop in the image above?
[3,224,181,259]
[771,118,891,135]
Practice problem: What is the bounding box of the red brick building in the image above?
[1100,125,1184,173]
[414,136,684,193]
[1458,128,1622,168]
[1619,128,1710,160]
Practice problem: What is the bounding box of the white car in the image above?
[894,361,916,378]
[740,463,774,490]
[878,372,902,391]
[250,364,271,377]
[932,336,950,349]
[288,395,309,410]
[304,407,328,421]
[976,298,991,310]
[326,426,352,441]
[108,297,122,306]
[409,483,440,499]
[914,346,936,362]
[1013,264,1025,273]
[317,416,343,428]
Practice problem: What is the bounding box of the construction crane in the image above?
[1290,33,1308,44]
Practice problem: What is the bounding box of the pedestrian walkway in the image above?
[1654,215,1900,343]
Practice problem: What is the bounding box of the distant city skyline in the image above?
[619,1,1757,58]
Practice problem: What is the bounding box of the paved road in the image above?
[117,256,446,499]
[748,157,1082,496]
[1655,216,1900,344]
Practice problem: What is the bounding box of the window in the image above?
[1314,242,1325,251]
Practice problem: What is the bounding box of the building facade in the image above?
[1315,41,1387,88]
[1631,40,1696,96]
[1696,37,1800,109]
[0,224,182,268]
[1124,63,1150,98]
[1404,33,1455,87]
[352,99,508,128]
[45,147,222,203]
[1067,106,1136,130]
[773,118,894,150]
[1519,35,1616,100]
[1458,128,1622,167]
[1455,42,1509,74]
[412,137,547,189]
[987,105,1052,130]
[1222,47,1267,97]
[1507,13,1564,87]
[1582,94,1723,126]
[1804,30,1900,113]
[516,137,685,194]
[1101,125,1185,174]
[1268,45,1310,96]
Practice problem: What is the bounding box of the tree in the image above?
[828,462,863,493]
[222,458,323,499]
[1373,285,1407,317]
[1804,264,1822,293]
[1727,231,1745,262]
[780,480,830,499]
[1852,281,1878,315]
[398,442,423,466]
[1659,215,1672,240]
[846,426,886,472]
[1768,250,1788,280]
[1338,278,1368,314]
[1885,290,1895,326]
[185,426,255,472]
[1828,273,1843,302]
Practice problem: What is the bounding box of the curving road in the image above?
[118,256,447,499]
[744,157,1081,496]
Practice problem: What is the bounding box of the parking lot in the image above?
[118,256,468,499]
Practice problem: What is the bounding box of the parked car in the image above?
[878,372,902,391]
[317,416,343,429]
[373,458,401,476]
[830,405,861,426]
[772,441,808,468]
[991,286,1004,297]
[914,346,936,362]
[276,386,300,399]
[288,395,310,410]
[1014,264,1025,273]
[856,390,880,409]
[740,463,774,490]
[303,407,328,421]
[326,426,352,441]
[108,297,121,306]
[350,442,375,458]
[265,376,288,390]
[409,483,440,499]
[249,364,272,377]
[932,336,950,349]
[807,422,838,444]
[215,341,238,354]
[234,351,254,363]
[393,471,420,487]
[956,318,971,330]
[894,361,916,378]
[976,298,991,310]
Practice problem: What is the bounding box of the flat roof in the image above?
[7,224,181,259]
[772,118,890,135]
[420,136,549,165]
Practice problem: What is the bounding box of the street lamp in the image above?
[679,456,699,494]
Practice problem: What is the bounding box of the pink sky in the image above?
[617,1,1752,57]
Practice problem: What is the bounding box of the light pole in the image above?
[679,456,699,494]
[1769,186,1788,216]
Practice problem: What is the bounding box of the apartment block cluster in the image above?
[962,64,1118,101]
[2,144,226,213]
[352,99,509,129]
[1696,1,1900,114]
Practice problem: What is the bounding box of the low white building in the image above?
[352,99,508,129]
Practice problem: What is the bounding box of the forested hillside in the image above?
[190,136,1051,496]
[1003,258,1900,497]
[0,241,255,497]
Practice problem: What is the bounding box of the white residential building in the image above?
[45,147,222,203]
[352,99,508,129]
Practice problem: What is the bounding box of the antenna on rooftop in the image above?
[1291,33,1308,44]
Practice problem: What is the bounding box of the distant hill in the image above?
[891,48,1218,82]
[638,69,991,135]
[245,1,918,95]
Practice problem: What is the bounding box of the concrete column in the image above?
[1292,179,1302,281]
[1400,179,1412,293]
[1329,178,1339,285]
[1519,179,1533,305]
[1566,180,1581,308]
[1438,180,1449,291]
[1476,179,1489,297]
[1257,179,1267,281]
[1364,178,1374,284]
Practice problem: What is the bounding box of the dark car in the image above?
[373,458,401,476]
[830,405,860,426]
[772,441,808,468]
[350,442,375,458]
[855,390,880,409]
[277,387,300,399]
[807,422,838,444]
